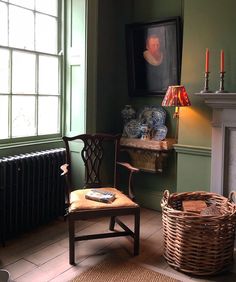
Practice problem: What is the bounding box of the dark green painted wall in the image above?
[130,0,183,138]
[177,0,236,192]
[4,0,235,210]
[126,0,182,209]
[180,0,236,147]
[94,0,236,209]
[96,0,133,133]
[94,0,182,210]
[67,0,180,207]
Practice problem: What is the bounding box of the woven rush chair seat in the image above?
[161,190,236,276]
[61,133,140,265]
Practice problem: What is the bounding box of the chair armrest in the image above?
[117,162,139,173]
[117,162,139,201]
[60,163,69,175]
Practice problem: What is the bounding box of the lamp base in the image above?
[173,107,179,141]
[173,106,179,119]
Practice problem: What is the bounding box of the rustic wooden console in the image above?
[120,138,176,173]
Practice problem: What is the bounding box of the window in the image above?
[0,0,62,141]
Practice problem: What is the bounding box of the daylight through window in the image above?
[0,0,61,140]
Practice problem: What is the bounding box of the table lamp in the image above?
[162,85,191,140]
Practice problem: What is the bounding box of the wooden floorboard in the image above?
[0,208,236,282]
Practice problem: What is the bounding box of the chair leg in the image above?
[134,209,140,256]
[68,216,75,265]
[109,216,116,231]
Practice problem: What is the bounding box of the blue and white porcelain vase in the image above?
[140,124,149,140]
[121,105,136,125]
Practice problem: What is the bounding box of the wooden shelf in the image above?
[120,138,176,173]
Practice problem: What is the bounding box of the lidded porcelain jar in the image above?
[121,105,136,125]
[140,124,149,140]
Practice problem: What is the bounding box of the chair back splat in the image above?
[80,134,119,188]
[61,133,140,265]
[63,134,120,189]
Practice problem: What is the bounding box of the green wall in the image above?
[125,0,182,209]
[4,0,235,210]
[128,0,236,196]
[94,0,236,209]
[177,0,236,192]
[130,0,183,138]
[96,0,133,133]
[180,0,236,147]
[4,0,234,210]
[90,0,183,210]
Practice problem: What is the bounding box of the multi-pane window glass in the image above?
[38,96,59,135]
[0,96,8,139]
[0,3,8,46]
[12,96,36,137]
[0,0,61,140]
[10,0,34,9]
[39,56,59,94]
[36,14,58,53]
[0,49,10,93]
[12,51,36,94]
[9,6,34,49]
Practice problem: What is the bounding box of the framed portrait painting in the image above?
[125,17,182,96]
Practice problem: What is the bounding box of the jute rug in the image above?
[71,258,180,282]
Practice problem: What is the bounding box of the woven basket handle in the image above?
[161,190,170,207]
[229,191,236,203]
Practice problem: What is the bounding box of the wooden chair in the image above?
[61,133,140,265]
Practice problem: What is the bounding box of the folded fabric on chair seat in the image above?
[70,187,138,211]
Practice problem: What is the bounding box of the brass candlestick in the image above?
[200,72,212,93]
[215,71,228,93]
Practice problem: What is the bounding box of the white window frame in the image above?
[0,0,64,146]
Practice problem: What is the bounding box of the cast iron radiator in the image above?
[0,148,66,245]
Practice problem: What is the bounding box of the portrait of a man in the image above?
[143,35,163,66]
[126,18,181,96]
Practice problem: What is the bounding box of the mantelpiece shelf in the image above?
[195,93,236,108]
[120,138,176,173]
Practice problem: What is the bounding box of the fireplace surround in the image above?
[196,93,236,196]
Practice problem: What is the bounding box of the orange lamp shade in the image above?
[162,85,191,107]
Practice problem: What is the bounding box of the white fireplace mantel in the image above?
[195,93,236,196]
[196,93,236,108]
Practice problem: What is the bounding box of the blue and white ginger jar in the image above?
[121,105,136,125]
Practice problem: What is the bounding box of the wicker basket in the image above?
[161,190,236,276]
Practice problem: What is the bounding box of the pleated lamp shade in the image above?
[162,85,191,107]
